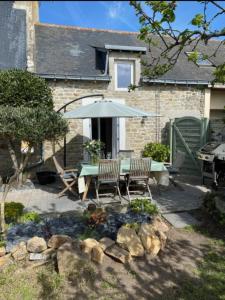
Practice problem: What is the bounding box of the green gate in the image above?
[170,117,209,176]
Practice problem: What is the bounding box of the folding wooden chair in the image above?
[95,159,121,204]
[53,156,78,197]
[125,158,152,202]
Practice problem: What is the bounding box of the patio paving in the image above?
[162,212,202,228]
[1,175,210,215]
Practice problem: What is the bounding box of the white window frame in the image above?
[115,60,134,91]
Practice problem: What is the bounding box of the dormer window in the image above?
[186,52,213,67]
[115,61,134,91]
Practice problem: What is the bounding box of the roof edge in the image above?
[35,22,139,35]
[142,78,210,85]
[37,73,111,81]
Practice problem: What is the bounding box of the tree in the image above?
[0,70,68,233]
[130,1,225,83]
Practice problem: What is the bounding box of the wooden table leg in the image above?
[82,176,92,201]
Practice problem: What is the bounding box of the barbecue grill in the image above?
[197,142,225,188]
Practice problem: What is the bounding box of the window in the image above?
[186,52,213,67]
[115,61,134,90]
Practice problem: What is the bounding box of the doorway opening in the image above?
[92,118,112,158]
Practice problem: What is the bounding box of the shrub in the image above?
[130,198,158,215]
[142,142,170,162]
[19,211,40,223]
[203,192,225,226]
[5,202,24,224]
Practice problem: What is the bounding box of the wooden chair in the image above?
[125,158,152,202]
[95,159,121,204]
[53,156,78,197]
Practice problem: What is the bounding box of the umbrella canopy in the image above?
[63,100,159,119]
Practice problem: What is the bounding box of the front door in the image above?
[91,118,113,158]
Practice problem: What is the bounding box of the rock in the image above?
[42,248,56,260]
[0,246,6,257]
[152,216,169,233]
[47,235,72,249]
[57,241,88,275]
[117,226,144,257]
[105,244,131,264]
[150,235,161,256]
[0,254,13,270]
[155,230,167,250]
[99,237,115,251]
[80,238,99,256]
[91,246,105,264]
[29,253,47,261]
[27,237,47,253]
[11,242,27,261]
[138,223,154,252]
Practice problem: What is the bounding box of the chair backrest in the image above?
[129,158,152,179]
[98,159,120,182]
[53,156,64,176]
[173,151,186,169]
[118,150,134,160]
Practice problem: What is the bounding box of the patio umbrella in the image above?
[63,100,160,139]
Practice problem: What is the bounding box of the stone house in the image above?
[0,1,225,175]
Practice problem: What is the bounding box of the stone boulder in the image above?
[99,237,115,251]
[0,246,6,257]
[57,241,88,275]
[91,246,105,264]
[0,254,13,270]
[27,237,47,253]
[11,242,27,261]
[155,230,167,250]
[152,216,169,233]
[105,244,131,264]
[138,223,154,253]
[150,235,161,256]
[80,238,99,256]
[48,235,72,249]
[117,226,144,257]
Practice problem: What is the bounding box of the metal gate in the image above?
[170,117,209,175]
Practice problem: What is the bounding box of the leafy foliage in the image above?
[5,202,24,224]
[142,142,170,162]
[130,1,225,83]
[83,139,105,161]
[19,211,40,223]
[203,192,225,226]
[130,198,158,215]
[0,69,53,109]
[0,106,68,146]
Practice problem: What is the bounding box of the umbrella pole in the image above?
[98,118,101,140]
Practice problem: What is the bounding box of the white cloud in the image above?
[108,1,122,19]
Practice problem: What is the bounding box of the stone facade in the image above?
[42,80,206,170]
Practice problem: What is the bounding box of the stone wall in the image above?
[42,80,205,170]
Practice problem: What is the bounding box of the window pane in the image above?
[117,63,132,89]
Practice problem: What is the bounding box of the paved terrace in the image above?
[1,176,210,215]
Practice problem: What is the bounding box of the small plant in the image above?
[19,211,40,223]
[5,202,24,224]
[142,142,170,162]
[124,222,140,232]
[130,198,158,215]
[77,228,100,240]
[82,139,104,163]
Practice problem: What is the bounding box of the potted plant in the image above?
[83,140,104,164]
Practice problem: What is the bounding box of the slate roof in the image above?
[0,1,26,70]
[35,23,225,83]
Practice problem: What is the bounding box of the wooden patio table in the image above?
[78,159,169,201]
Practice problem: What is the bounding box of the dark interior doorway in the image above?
[92,118,112,158]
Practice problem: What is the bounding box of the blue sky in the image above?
[39,1,224,32]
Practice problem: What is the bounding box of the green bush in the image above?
[0,69,53,109]
[203,192,225,226]
[5,202,24,224]
[19,211,40,223]
[130,198,158,215]
[142,142,170,162]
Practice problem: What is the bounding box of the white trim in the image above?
[115,60,134,91]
